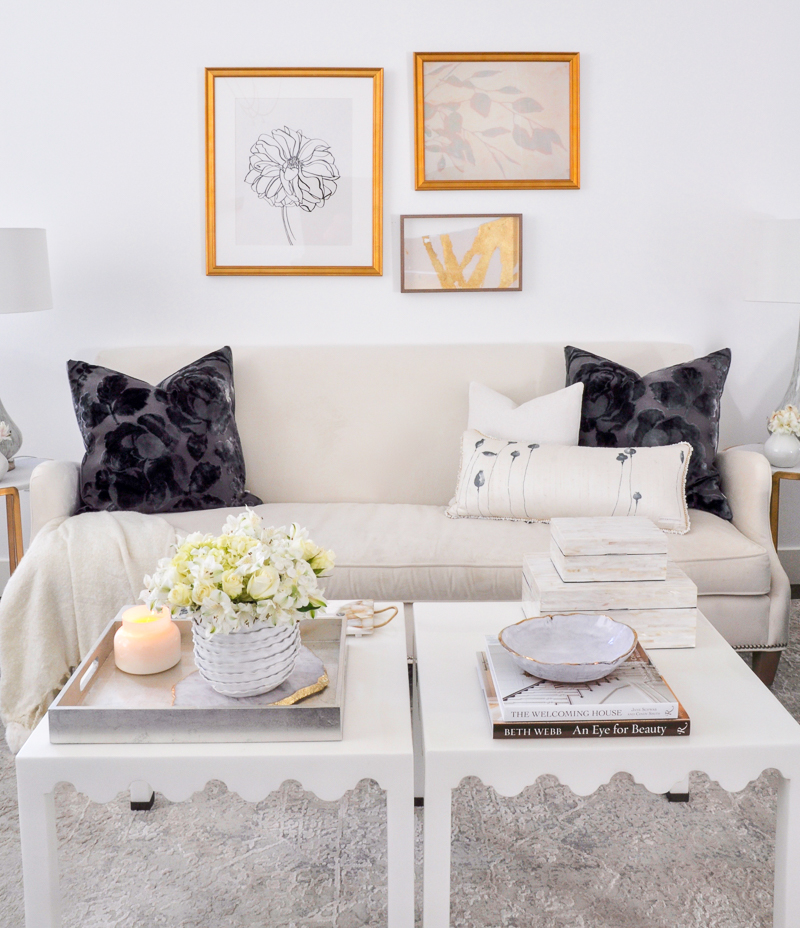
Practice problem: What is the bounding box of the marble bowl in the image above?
[498,613,638,683]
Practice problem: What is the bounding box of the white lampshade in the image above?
[745,218,800,303]
[0,228,52,314]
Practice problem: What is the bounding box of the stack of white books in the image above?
[478,635,690,740]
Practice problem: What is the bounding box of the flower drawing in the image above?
[245,127,339,245]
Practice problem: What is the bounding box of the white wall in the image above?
[2,0,800,560]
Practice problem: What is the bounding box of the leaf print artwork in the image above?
[245,127,339,245]
[417,54,577,187]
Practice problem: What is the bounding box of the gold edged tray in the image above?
[48,614,347,744]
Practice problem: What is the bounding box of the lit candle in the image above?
[113,605,181,675]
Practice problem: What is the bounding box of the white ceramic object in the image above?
[498,613,638,683]
[0,453,7,481]
[764,431,800,468]
[191,620,301,696]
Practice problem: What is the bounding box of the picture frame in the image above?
[400,214,522,292]
[413,52,579,191]
[205,67,383,276]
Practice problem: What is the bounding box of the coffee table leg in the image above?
[386,776,415,928]
[17,776,61,927]
[774,773,800,927]
[423,771,452,928]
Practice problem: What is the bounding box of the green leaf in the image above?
[498,86,522,93]
[423,102,436,120]
[471,69,501,78]
[438,155,446,171]
[426,64,450,76]
[470,93,491,118]
[443,75,464,87]
[512,97,544,113]
[481,126,509,137]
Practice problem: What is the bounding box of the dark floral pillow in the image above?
[564,346,732,520]
[67,347,262,514]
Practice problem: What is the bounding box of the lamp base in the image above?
[0,393,22,465]
[779,313,800,411]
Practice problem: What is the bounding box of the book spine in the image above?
[501,703,679,722]
[493,717,690,739]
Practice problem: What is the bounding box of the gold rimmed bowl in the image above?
[498,613,638,683]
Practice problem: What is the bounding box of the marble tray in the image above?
[48,615,347,744]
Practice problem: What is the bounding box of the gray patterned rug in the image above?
[1,608,798,928]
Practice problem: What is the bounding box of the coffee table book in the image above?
[477,653,691,740]
[484,636,681,721]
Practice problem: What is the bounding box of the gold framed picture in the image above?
[413,52,579,191]
[205,67,383,276]
[400,214,522,292]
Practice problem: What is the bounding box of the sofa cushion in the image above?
[67,347,261,515]
[564,346,733,521]
[162,503,770,602]
[446,432,692,532]
[468,381,583,444]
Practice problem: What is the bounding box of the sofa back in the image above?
[95,343,694,506]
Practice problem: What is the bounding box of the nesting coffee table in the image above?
[16,604,414,928]
[414,601,800,928]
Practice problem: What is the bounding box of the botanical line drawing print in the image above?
[460,437,485,511]
[474,469,485,516]
[508,446,520,515]
[422,61,569,182]
[522,443,539,519]
[245,127,339,245]
[481,449,499,515]
[419,217,519,290]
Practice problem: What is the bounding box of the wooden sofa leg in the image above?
[751,650,782,688]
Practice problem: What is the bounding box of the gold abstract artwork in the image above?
[402,214,521,292]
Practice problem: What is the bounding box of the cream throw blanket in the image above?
[0,511,176,752]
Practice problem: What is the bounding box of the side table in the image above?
[415,601,800,928]
[731,442,800,549]
[0,456,48,576]
[16,606,415,928]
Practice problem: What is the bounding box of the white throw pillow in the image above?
[468,381,584,444]
[447,431,692,533]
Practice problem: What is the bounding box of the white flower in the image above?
[0,422,11,442]
[141,511,333,634]
[247,566,280,600]
[768,405,800,436]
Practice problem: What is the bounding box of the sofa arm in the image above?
[30,461,80,539]
[717,447,791,648]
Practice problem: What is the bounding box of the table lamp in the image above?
[0,228,52,469]
[745,218,800,410]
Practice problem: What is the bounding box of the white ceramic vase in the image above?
[764,431,800,468]
[191,618,301,697]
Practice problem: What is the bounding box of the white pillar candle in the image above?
[114,605,182,675]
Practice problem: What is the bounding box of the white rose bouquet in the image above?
[768,405,800,436]
[141,510,335,635]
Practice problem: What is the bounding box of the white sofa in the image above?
[30,342,790,683]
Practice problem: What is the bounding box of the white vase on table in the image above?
[191,617,301,697]
[764,430,800,468]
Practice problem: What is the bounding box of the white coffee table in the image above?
[414,602,800,928]
[16,605,414,928]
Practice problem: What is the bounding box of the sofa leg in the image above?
[751,650,782,688]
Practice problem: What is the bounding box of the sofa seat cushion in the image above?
[163,504,771,603]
